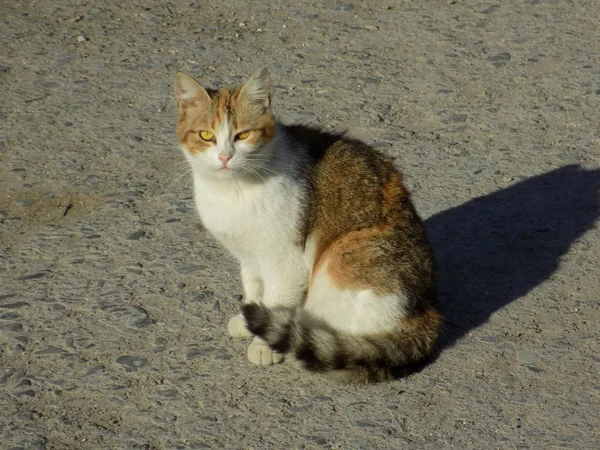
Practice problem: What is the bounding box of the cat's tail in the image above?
[241,303,442,384]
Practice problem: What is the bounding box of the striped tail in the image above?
[241,303,442,384]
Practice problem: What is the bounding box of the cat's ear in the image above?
[238,67,271,110]
[174,72,211,107]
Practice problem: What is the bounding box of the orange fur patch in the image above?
[396,308,443,358]
[314,225,393,291]
[229,89,276,141]
[400,308,442,332]
[212,89,229,130]
[176,86,275,153]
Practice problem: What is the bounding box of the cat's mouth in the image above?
[214,165,237,177]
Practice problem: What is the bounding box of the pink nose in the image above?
[219,154,232,166]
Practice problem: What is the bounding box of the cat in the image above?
[174,67,441,383]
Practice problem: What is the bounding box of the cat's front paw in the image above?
[248,336,284,366]
[228,314,253,338]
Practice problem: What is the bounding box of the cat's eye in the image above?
[235,131,251,141]
[199,131,215,142]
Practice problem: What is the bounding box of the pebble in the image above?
[187,348,210,360]
[445,114,467,123]
[356,420,379,428]
[517,349,541,365]
[37,345,65,355]
[127,230,146,240]
[116,355,148,372]
[0,323,23,332]
[214,349,231,361]
[17,198,35,207]
[0,302,30,309]
[488,52,511,68]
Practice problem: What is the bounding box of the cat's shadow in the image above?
[425,164,600,350]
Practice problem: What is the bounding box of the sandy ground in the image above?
[1,0,600,448]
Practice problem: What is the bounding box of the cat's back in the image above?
[286,125,419,234]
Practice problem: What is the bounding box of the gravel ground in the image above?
[1,1,599,449]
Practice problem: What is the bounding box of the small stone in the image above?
[192,290,214,301]
[362,76,379,84]
[214,349,231,360]
[116,355,148,372]
[0,323,23,332]
[479,335,502,343]
[308,436,327,445]
[85,365,105,376]
[187,348,209,360]
[338,394,356,403]
[37,346,65,355]
[159,389,178,398]
[517,349,540,365]
[482,5,500,14]
[17,198,35,207]
[1,313,20,320]
[0,302,30,309]
[17,379,32,387]
[17,272,48,281]
[331,3,354,11]
[127,230,146,240]
[76,35,87,42]
[356,420,379,428]
[16,390,36,397]
[488,52,511,68]
[446,114,467,123]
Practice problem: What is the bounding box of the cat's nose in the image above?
[219,154,232,166]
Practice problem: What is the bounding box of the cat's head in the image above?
[174,67,276,180]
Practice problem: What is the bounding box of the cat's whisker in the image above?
[164,167,193,194]
[168,163,193,178]
[243,165,268,183]
[165,164,192,183]
[244,163,278,178]
[245,154,278,163]
[246,156,278,164]
[169,162,190,173]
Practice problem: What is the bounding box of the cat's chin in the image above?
[206,167,234,179]
[208,167,248,182]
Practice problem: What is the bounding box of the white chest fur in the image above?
[193,173,306,269]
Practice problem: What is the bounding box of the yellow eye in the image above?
[199,131,215,141]
[236,131,250,140]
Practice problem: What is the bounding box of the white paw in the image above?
[247,336,284,366]
[227,314,253,338]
